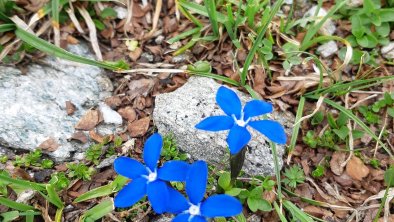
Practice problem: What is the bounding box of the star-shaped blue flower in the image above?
[195,86,287,155]
[113,133,190,213]
[166,160,242,222]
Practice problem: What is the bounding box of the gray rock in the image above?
[381,42,394,59]
[96,155,117,169]
[0,43,114,161]
[248,214,262,222]
[317,40,338,58]
[304,6,336,36]
[153,77,294,176]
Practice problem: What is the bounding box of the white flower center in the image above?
[143,168,157,183]
[188,204,201,216]
[232,112,250,127]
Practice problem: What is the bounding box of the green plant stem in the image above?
[271,142,282,201]
[230,146,247,183]
[240,0,284,86]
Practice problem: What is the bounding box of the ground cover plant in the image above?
[1,0,394,221]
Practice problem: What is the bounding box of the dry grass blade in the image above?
[66,7,84,33]
[10,16,34,33]
[341,93,354,168]
[124,0,133,35]
[293,95,324,126]
[77,6,103,61]
[145,0,162,39]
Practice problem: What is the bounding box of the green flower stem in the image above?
[230,146,247,183]
[271,142,283,201]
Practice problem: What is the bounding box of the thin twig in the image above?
[77,7,103,61]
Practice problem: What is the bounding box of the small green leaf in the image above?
[247,197,272,212]
[311,111,324,125]
[93,19,105,31]
[218,172,231,190]
[327,113,337,129]
[352,130,365,140]
[384,167,394,187]
[356,34,378,48]
[187,61,212,73]
[387,107,394,118]
[333,125,349,140]
[376,22,390,37]
[100,7,117,19]
[351,15,365,38]
[225,188,243,196]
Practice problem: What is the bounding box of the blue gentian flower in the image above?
[113,133,190,213]
[166,160,242,222]
[196,86,287,155]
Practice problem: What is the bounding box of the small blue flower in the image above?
[113,133,190,213]
[196,86,287,154]
[166,161,242,222]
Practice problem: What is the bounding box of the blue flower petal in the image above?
[158,160,190,182]
[191,216,207,222]
[200,194,242,217]
[147,180,170,213]
[114,177,147,208]
[243,100,273,120]
[226,125,251,155]
[113,157,148,179]
[216,86,242,119]
[248,120,287,144]
[143,133,163,171]
[186,161,208,205]
[165,186,189,214]
[195,116,234,131]
[172,213,191,222]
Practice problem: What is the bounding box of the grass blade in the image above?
[0,174,45,191]
[283,200,314,222]
[300,1,346,49]
[14,28,129,71]
[0,197,35,211]
[287,96,305,164]
[306,95,394,158]
[0,23,15,32]
[177,0,227,23]
[79,199,114,222]
[240,0,284,86]
[203,0,219,36]
[74,176,128,203]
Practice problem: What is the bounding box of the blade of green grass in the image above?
[178,0,227,23]
[74,175,128,203]
[0,23,15,32]
[306,95,394,158]
[204,0,219,36]
[80,199,114,222]
[240,0,284,86]
[300,0,346,49]
[15,28,129,70]
[0,197,35,211]
[283,200,314,222]
[0,174,45,191]
[167,27,201,44]
[287,96,305,163]
[306,75,394,96]
[273,201,288,222]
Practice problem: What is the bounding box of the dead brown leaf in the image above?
[118,106,137,122]
[105,96,122,108]
[330,151,347,176]
[303,205,333,218]
[128,78,156,100]
[75,109,101,130]
[38,137,59,152]
[346,156,370,181]
[128,117,150,137]
[69,131,88,143]
[66,101,76,115]
[89,130,111,143]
